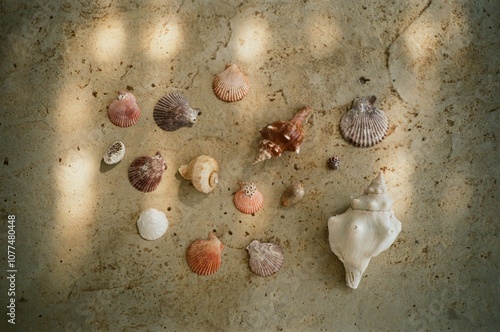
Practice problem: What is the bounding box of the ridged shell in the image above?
[327,156,340,170]
[186,232,224,276]
[246,240,284,277]
[153,93,200,131]
[340,96,388,147]
[128,152,167,193]
[178,155,219,194]
[213,64,250,102]
[253,106,313,164]
[233,181,264,214]
[103,141,126,165]
[136,208,169,241]
[107,91,141,127]
[280,183,305,207]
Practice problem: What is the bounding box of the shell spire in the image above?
[253,106,313,165]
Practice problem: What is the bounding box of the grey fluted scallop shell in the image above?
[103,141,125,165]
[340,96,388,147]
[153,93,200,131]
[128,152,167,193]
[246,240,284,277]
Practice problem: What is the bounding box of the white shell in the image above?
[178,155,219,193]
[103,141,125,164]
[327,173,402,289]
[137,208,169,241]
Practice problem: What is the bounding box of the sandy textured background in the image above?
[0,0,499,331]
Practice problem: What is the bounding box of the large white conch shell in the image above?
[327,172,402,289]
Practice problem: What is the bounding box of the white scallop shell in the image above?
[137,208,169,241]
[103,141,125,164]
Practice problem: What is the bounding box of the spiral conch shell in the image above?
[253,106,313,165]
[178,155,219,193]
[327,172,402,289]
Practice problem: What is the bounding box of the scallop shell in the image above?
[178,155,219,194]
[153,93,200,131]
[212,64,250,102]
[103,141,126,165]
[246,240,284,277]
[107,91,141,127]
[340,96,388,147]
[186,231,224,276]
[280,183,305,207]
[233,181,264,214]
[327,156,340,170]
[128,152,167,193]
[136,208,169,241]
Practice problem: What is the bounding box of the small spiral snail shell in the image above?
[178,155,219,194]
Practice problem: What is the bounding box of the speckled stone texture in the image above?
[0,0,498,331]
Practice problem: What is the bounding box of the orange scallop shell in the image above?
[233,181,264,214]
[213,64,250,102]
[186,232,224,276]
[107,91,141,127]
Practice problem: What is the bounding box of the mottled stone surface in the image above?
[0,0,498,330]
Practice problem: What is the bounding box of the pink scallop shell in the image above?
[213,64,250,102]
[233,181,264,214]
[107,91,141,127]
[128,152,167,193]
[246,240,284,277]
[186,232,224,276]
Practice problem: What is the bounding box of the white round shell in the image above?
[103,141,126,164]
[136,208,169,241]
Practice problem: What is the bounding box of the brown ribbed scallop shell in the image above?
[213,64,250,102]
[128,152,167,193]
[340,96,388,147]
[153,93,200,131]
[107,91,141,127]
[186,231,224,276]
[246,240,284,277]
[253,106,313,164]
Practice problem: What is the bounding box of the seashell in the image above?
[246,240,284,277]
[103,141,126,165]
[136,208,169,241]
[340,95,388,147]
[153,93,200,131]
[253,106,313,165]
[280,183,305,207]
[107,91,141,127]
[128,152,167,193]
[186,231,224,276]
[178,155,219,194]
[327,172,402,289]
[212,64,250,102]
[327,156,340,170]
[233,181,264,214]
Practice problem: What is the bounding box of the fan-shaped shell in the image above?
[246,240,284,277]
[178,155,219,193]
[213,64,250,102]
[128,152,167,193]
[107,91,141,127]
[280,183,305,207]
[233,181,264,214]
[136,208,169,241]
[153,93,200,131]
[340,96,388,147]
[186,232,224,276]
[103,141,126,165]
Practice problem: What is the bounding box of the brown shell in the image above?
[340,96,388,147]
[233,181,264,214]
[246,240,284,277]
[280,183,305,207]
[212,64,250,102]
[153,93,200,131]
[253,106,313,164]
[128,152,167,193]
[107,91,141,127]
[186,232,224,276]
